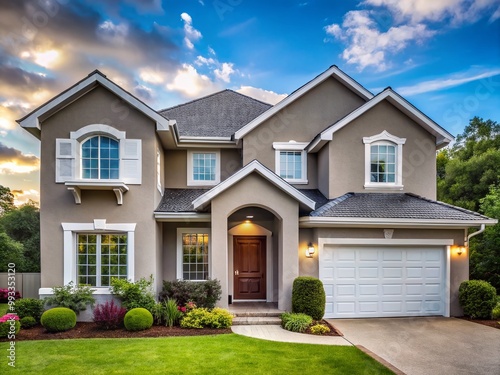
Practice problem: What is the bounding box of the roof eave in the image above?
[154,212,211,222]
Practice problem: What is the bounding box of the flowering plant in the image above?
[177,301,197,314]
[0,314,19,323]
[0,314,21,338]
[177,306,186,313]
[0,288,21,303]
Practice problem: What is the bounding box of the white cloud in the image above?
[326,10,435,71]
[11,189,39,206]
[166,64,221,98]
[362,0,500,24]
[139,68,165,84]
[237,86,287,105]
[97,20,129,45]
[214,63,235,83]
[195,55,216,66]
[396,69,500,96]
[181,12,202,50]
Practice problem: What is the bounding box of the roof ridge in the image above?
[311,193,353,216]
[405,193,490,219]
[229,89,274,107]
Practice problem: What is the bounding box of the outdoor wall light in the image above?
[306,242,315,258]
[457,246,466,256]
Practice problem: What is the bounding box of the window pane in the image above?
[370,142,397,183]
[81,136,119,180]
[279,151,303,180]
[192,153,216,182]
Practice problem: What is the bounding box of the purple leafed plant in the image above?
[92,300,127,330]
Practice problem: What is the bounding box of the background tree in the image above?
[438,117,500,292]
[0,185,15,215]
[0,230,25,272]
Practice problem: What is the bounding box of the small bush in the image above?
[0,288,21,303]
[492,301,500,320]
[459,280,497,319]
[151,302,165,326]
[110,277,156,312]
[20,316,37,329]
[14,298,45,322]
[44,282,95,314]
[280,312,312,333]
[41,307,77,332]
[180,307,233,329]
[160,279,222,309]
[93,300,127,330]
[164,299,183,327]
[0,314,20,338]
[124,308,153,331]
[292,277,326,321]
[310,323,330,335]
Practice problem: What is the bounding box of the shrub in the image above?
[180,307,233,329]
[151,302,165,326]
[20,316,37,329]
[310,323,330,335]
[14,298,45,322]
[44,282,95,314]
[280,312,312,333]
[292,276,326,320]
[0,314,20,338]
[164,299,183,327]
[110,277,156,312]
[459,280,497,319]
[93,300,127,330]
[0,288,21,303]
[124,308,153,331]
[492,301,500,320]
[160,279,222,308]
[41,307,77,332]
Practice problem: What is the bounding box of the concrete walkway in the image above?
[231,324,351,346]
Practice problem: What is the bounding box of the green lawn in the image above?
[0,334,394,374]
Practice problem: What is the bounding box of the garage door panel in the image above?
[321,246,446,318]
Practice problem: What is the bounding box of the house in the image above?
[18,66,496,320]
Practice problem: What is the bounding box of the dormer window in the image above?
[187,150,220,186]
[363,130,405,190]
[82,136,119,179]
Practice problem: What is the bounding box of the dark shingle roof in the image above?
[159,90,272,138]
[299,189,329,208]
[311,193,491,221]
[156,189,210,212]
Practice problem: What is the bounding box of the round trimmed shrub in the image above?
[292,276,326,320]
[459,280,497,319]
[124,308,153,331]
[20,316,37,329]
[41,307,77,332]
[14,298,45,322]
[0,314,20,338]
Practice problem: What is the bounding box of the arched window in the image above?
[81,136,119,179]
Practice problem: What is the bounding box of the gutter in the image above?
[466,224,486,247]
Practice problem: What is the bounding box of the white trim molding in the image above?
[363,130,406,190]
[187,150,221,186]
[273,141,309,184]
[70,124,126,141]
[61,221,136,286]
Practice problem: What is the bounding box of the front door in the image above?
[233,236,266,300]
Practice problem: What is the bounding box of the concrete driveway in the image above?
[329,317,500,375]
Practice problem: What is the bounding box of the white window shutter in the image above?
[121,139,142,184]
[55,139,76,182]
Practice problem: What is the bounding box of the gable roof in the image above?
[301,193,497,227]
[308,88,454,152]
[192,160,316,211]
[234,65,374,140]
[159,89,271,138]
[17,70,171,139]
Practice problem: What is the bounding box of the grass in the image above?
[0,303,8,316]
[0,334,394,374]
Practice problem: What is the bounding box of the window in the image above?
[363,130,405,189]
[187,151,220,186]
[177,228,210,281]
[77,234,127,287]
[273,141,308,183]
[82,136,119,179]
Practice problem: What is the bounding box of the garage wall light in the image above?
[456,246,466,256]
[306,242,315,258]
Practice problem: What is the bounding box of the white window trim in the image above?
[273,141,308,184]
[363,130,405,190]
[157,148,162,194]
[176,228,210,281]
[61,220,136,293]
[187,150,220,186]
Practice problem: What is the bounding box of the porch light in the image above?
[306,242,315,258]
[457,246,466,256]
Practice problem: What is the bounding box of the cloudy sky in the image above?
[1,0,499,205]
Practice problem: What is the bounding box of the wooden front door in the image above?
[233,236,266,300]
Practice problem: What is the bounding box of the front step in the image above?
[232,316,282,325]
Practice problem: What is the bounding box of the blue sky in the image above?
[0,0,499,204]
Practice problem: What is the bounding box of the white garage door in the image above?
[320,246,446,318]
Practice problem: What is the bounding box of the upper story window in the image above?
[363,130,405,190]
[82,136,120,179]
[273,141,308,184]
[187,150,220,186]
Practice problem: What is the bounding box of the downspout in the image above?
[466,224,486,247]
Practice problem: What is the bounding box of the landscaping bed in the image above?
[303,319,342,336]
[458,317,500,330]
[0,322,231,341]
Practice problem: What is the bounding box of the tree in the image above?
[0,201,40,272]
[0,230,24,272]
[0,185,15,215]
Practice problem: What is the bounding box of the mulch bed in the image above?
[303,320,342,336]
[0,322,232,341]
[458,317,500,330]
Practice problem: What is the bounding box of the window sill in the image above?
[65,180,129,205]
[364,183,404,191]
[187,181,219,187]
[284,179,309,185]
